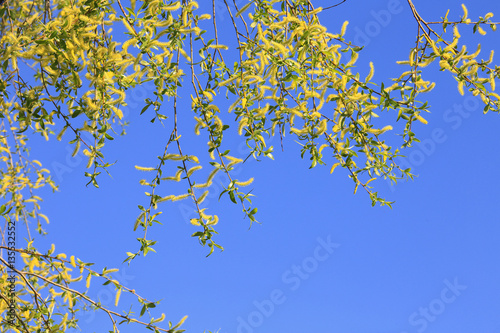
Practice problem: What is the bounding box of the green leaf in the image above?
[140,104,151,115]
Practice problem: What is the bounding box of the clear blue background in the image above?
[19,0,500,332]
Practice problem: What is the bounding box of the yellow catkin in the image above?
[340,21,349,36]
[122,18,135,35]
[115,289,121,306]
[316,119,328,135]
[307,7,323,16]
[208,44,229,50]
[225,155,243,164]
[197,190,209,204]
[86,274,91,288]
[463,44,481,60]
[444,38,458,52]
[290,127,308,135]
[457,80,465,95]
[365,62,374,82]
[171,193,190,202]
[135,166,155,171]
[163,170,182,182]
[461,4,468,19]
[414,114,428,124]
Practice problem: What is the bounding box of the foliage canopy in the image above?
[0,0,499,331]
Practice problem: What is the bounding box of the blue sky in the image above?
[18,0,500,332]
